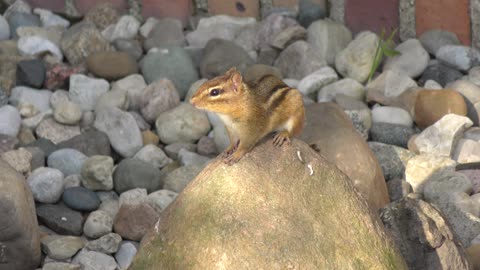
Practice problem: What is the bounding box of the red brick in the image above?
[416,0,470,46]
[141,0,193,26]
[272,0,299,9]
[74,0,128,14]
[345,0,399,41]
[208,0,260,18]
[25,0,66,13]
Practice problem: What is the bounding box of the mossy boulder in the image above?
[129,138,407,270]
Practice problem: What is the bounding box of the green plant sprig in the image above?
[367,28,401,83]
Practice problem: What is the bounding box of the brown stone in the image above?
[0,159,41,270]
[208,0,260,18]
[86,51,138,81]
[414,89,468,129]
[142,130,159,146]
[131,138,407,269]
[113,203,159,241]
[299,102,390,210]
[416,0,471,46]
[345,0,400,41]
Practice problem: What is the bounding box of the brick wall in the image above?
[24,0,477,47]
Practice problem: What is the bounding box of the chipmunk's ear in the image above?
[230,70,243,93]
[226,66,237,75]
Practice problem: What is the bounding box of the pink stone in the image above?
[44,63,86,90]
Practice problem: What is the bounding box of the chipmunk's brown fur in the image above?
[190,67,305,165]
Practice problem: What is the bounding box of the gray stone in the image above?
[9,86,52,112]
[140,47,198,99]
[368,141,415,181]
[255,13,299,50]
[110,74,147,111]
[307,19,352,65]
[27,167,64,203]
[298,0,327,27]
[47,148,87,176]
[57,130,111,157]
[155,103,211,144]
[197,136,217,156]
[16,58,45,88]
[164,142,197,160]
[72,249,118,270]
[369,122,416,148]
[49,90,69,110]
[133,144,172,169]
[418,60,463,87]
[41,235,86,260]
[178,148,211,167]
[64,174,82,188]
[274,40,326,79]
[83,210,113,239]
[383,39,430,78]
[453,139,480,164]
[85,232,122,254]
[36,203,84,235]
[8,11,40,39]
[94,107,142,158]
[69,74,110,111]
[366,69,418,101]
[33,8,70,28]
[112,38,143,60]
[386,178,412,202]
[0,105,21,136]
[42,262,81,270]
[200,38,254,79]
[139,17,159,38]
[335,31,379,83]
[419,29,461,55]
[140,79,180,123]
[81,155,114,191]
[186,15,257,48]
[94,89,129,112]
[436,45,480,71]
[0,134,19,154]
[119,188,148,207]
[128,111,150,131]
[113,158,163,194]
[297,67,338,96]
[115,241,138,269]
[62,186,101,212]
[144,18,185,50]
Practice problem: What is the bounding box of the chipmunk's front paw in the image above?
[223,149,246,165]
[221,141,239,158]
[273,131,291,147]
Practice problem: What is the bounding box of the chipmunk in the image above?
[190,67,305,165]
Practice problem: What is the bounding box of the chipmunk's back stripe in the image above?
[268,87,292,111]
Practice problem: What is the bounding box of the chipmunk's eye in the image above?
[209,88,221,96]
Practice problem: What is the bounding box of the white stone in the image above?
[0,105,21,136]
[33,8,70,28]
[383,39,430,78]
[414,114,473,157]
[102,15,140,42]
[317,78,365,102]
[371,106,413,127]
[405,154,456,193]
[453,139,480,163]
[436,45,480,71]
[9,86,52,112]
[17,35,63,60]
[139,17,159,38]
[366,69,418,98]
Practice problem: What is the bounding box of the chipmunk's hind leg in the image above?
[272,108,304,147]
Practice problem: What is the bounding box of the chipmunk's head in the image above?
[190,67,245,113]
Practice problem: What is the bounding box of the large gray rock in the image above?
[200,38,254,79]
[307,19,352,65]
[94,107,143,158]
[155,103,211,144]
[335,31,379,83]
[47,148,87,176]
[140,47,198,99]
[0,159,41,270]
[9,86,52,112]
[274,40,326,79]
[436,45,480,71]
